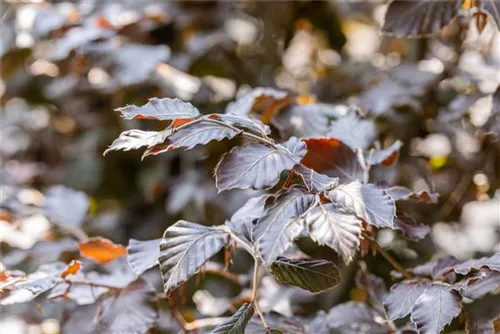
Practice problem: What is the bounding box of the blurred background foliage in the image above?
[1,0,499,333]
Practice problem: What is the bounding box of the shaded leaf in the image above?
[79,237,127,264]
[270,257,341,293]
[159,220,230,294]
[382,0,463,37]
[227,194,268,246]
[98,279,158,334]
[328,109,377,150]
[116,97,200,120]
[305,202,361,262]
[393,215,431,241]
[385,186,440,204]
[127,238,161,276]
[293,165,339,192]
[355,266,388,314]
[42,185,89,227]
[301,138,363,183]
[254,187,315,263]
[274,103,340,137]
[328,182,396,229]
[215,137,306,191]
[410,282,462,334]
[104,129,171,155]
[384,280,430,319]
[211,302,254,334]
[327,301,391,334]
[462,270,500,300]
[143,119,241,158]
[445,253,500,275]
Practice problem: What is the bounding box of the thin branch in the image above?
[251,258,270,330]
[362,232,412,280]
[57,278,119,290]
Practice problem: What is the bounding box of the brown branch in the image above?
[362,232,412,280]
[251,259,270,330]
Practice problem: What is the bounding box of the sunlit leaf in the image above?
[328,110,377,150]
[254,187,315,263]
[212,114,271,136]
[328,182,395,229]
[116,97,200,120]
[270,257,341,293]
[383,0,463,37]
[61,260,82,278]
[410,282,462,334]
[215,137,306,191]
[364,140,403,167]
[98,279,158,334]
[211,302,254,334]
[227,195,268,246]
[143,119,242,158]
[127,238,161,276]
[393,215,431,241]
[159,220,230,294]
[225,87,289,117]
[384,280,430,319]
[385,186,440,204]
[104,129,171,155]
[293,165,339,193]
[444,253,500,275]
[327,301,391,333]
[305,202,361,262]
[79,237,127,264]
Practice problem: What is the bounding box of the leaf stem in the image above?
[251,258,270,330]
[362,232,412,280]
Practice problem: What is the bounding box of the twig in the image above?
[362,232,412,280]
[57,278,119,290]
[435,171,472,220]
[251,259,270,330]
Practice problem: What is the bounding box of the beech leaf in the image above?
[104,129,171,155]
[127,238,161,276]
[328,182,396,229]
[254,187,315,263]
[294,165,339,192]
[328,110,377,150]
[211,302,254,334]
[215,137,306,191]
[384,280,430,319]
[116,97,200,120]
[79,237,127,264]
[305,202,361,262]
[270,257,341,293]
[158,220,230,294]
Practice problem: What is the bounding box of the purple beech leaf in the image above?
[116,97,200,120]
[212,114,271,136]
[384,186,440,204]
[364,140,403,167]
[293,165,339,192]
[270,257,341,293]
[393,215,431,241]
[143,119,242,158]
[384,280,430,319]
[410,282,462,334]
[42,185,90,227]
[215,137,306,191]
[305,202,362,263]
[158,220,230,295]
[462,270,500,300]
[126,238,162,276]
[98,279,158,334]
[327,301,391,334]
[382,0,463,37]
[227,194,268,247]
[444,253,500,275]
[211,302,254,334]
[254,187,315,263]
[328,110,377,150]
[328,182,396,229]
[225,87,289,116]
[355,267,388,314]
[301,138,364,183]
[103,129,171,155]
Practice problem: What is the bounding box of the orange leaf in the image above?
[79,237,127,264]
[61,260,82,278]
[301,138,343,172]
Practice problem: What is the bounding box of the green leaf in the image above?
[270,257,342,293]
[211,302,254,334]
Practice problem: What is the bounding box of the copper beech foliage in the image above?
[1,1,500,334]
